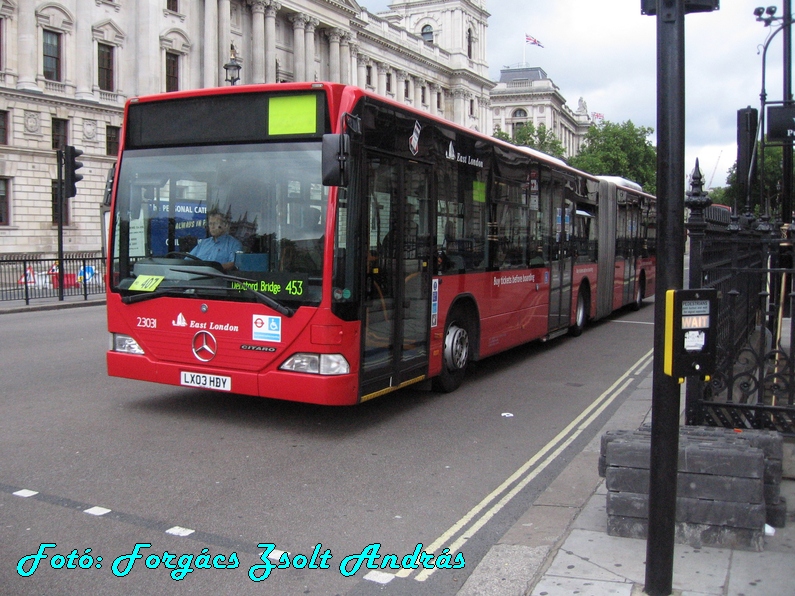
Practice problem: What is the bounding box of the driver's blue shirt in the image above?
[189,234,242,264]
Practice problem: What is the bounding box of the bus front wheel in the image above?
[570,288,589,337]
[433,309,470,393]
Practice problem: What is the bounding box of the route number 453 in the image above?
[285,280,303,296]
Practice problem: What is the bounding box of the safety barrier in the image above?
[0,256,106,305]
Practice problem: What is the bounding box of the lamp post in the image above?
[223,44,241,86]
[753,4,793,229]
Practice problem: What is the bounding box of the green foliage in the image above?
[568,120,657,194]
[493,123,566,159]
[716,143,795,219]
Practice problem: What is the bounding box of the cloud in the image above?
[368,0,780,188]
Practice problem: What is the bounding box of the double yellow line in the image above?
[398,348,654,582]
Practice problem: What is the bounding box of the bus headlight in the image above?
[111,333,145,355]
[280,353,350,375]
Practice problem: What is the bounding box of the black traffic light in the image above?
[64,145,83,198]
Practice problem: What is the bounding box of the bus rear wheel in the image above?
[433,309,470,393]
[570,288,589,337]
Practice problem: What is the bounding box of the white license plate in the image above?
[180,371,232,392]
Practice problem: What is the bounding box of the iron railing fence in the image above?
[686,200,795,436]
[0,256,106,305]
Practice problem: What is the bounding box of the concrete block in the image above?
[606,467,764,504]
[607,516,765,551]
[606,492,766,530]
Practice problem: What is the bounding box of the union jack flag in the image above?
[525,34,544,48]
[592,112,605,120]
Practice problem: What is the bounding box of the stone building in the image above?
[490,66,592,160]
[0,0,493,257]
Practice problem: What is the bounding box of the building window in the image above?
[438,91,443,111]
[52,180,69,226]
[421,86,426,105]
[98,43,114,91]
[167,0,179,11]
[470,99,475,116]
[0,179,7,225]
[165,51,179,92]
[467,29,473,59]
[513,109,527,118]
[106,125,120,156]
[404,79,410,99]
[365,65,372,87]
[386,73,392,94]
[43,30,62,81]
[0,111,8,145]
[52,118,68,150]
[421,25,433,44]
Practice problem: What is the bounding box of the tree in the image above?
[713,143,795,219]
[568,120,657,194]
[493,123,566,159]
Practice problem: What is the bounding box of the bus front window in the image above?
[111,142,327,306]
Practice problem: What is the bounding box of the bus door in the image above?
[616,196,638,307]
[361,154,431,398]
[548,186,574,333]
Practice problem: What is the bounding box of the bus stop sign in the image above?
[767,105,795,142]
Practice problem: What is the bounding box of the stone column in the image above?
[218,0,231,84]
[305,19,318,81]
[251,1,265,83]
[395,70,406,103]
[290,14,307,81]
[376,63,387,96]
[264,1,280,84]
[16,0,37,90]
[204,0,218,87]
[340,33,351,85]
[327,29,342,83]
[356,53,367,89]
[453,88,469,126]
[74,0,94,98]
[414,78,425,109]
[429,83,439,116]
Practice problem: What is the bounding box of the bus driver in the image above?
[190,211,242,271]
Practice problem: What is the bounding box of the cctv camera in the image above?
[754,6,766,17]
[766,5,778,16]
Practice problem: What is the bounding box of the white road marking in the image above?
[13,489,38,498]
[397,349,654,582]
[165,526,195,537]
[84,506,111,516]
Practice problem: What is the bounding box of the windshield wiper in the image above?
[121,286,211,305]
[169,268,295,317]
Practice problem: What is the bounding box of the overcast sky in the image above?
[362,0,787,189]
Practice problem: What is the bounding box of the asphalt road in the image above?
[0,301,654,595]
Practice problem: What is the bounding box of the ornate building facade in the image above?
[0,0,494,256]
[490,66,592,160]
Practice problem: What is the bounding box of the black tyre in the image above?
[631,276,644,311]
[432,308,471,393]
[570,288,589,337]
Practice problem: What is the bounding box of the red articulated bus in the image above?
[106,82,656,405]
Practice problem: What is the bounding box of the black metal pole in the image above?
[646,1,685,594]
[783,0,792,224]
[56,149,65,301]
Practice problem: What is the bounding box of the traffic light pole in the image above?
[56,149,65,301]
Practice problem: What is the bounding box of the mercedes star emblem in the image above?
[192,331,217,362]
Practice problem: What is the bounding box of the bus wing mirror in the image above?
[322,133,350,187]
[103,164,116,206]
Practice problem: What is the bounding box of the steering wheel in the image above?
[165,251,202,261]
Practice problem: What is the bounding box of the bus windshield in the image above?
[111,141,328,307]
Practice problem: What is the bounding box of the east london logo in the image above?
[445,141,484,168]
[172,313,239,332]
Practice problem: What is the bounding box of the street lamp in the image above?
[752,4,793,230]
[223,44,241,86]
